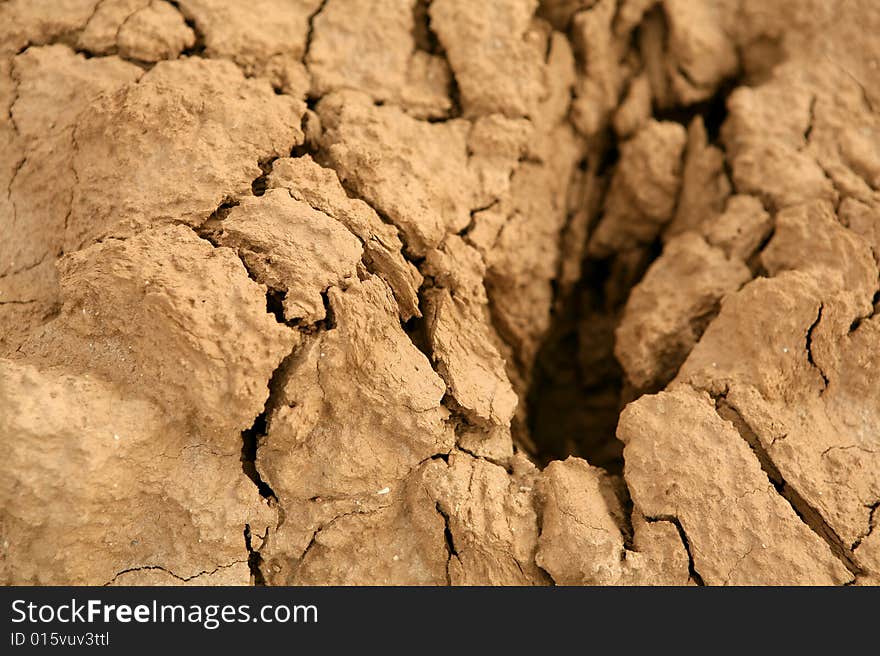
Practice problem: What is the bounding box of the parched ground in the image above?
[1,0,878,586]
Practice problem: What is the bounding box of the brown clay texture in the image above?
[1,0,879,586]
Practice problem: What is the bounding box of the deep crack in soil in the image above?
[2,0,880,587]
[527,80,737,471]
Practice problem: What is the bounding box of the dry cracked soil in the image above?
[1,0,879,586]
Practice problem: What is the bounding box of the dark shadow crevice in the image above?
[525,75,739,473]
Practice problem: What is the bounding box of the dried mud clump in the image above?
[1,0,879,586]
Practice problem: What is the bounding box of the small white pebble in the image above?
[783,348,789,353]
[377,487,390,495]
[113,434,120,441]
[392,555,399,561]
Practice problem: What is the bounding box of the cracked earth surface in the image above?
[1,0,879,586]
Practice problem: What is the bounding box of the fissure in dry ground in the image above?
[1,0,879,586]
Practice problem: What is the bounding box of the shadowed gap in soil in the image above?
[526,245,659,473]
[525,80,736,474]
